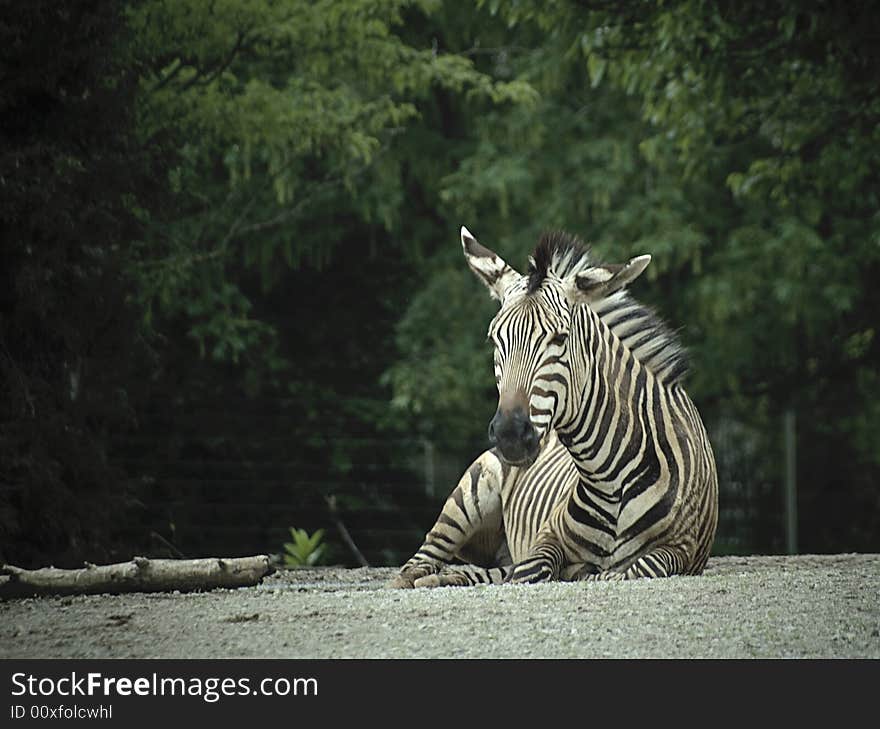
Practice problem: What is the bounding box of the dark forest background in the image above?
[2,0,878,568]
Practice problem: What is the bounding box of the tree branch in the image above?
[0,556,274,598]
[179,31,250,91]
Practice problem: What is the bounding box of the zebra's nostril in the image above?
[489,408,537,452]
[518,416,536,443]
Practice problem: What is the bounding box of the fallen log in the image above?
[0,555,274,598]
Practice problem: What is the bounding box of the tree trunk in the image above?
[0,556,274,598]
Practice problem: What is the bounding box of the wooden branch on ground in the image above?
[0,556,274,599]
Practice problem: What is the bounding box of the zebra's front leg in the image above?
[590,546,690,581]
[507,540,564,584]
[413,564,512,588]
[390,451,505,589]
[388,558,442,589]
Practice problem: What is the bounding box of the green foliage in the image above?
[387,9,712,444]
[125,0,535,368]
[3,0,878,564]
[387,1,880,551]
[283,528,327,567]
[383,268,498,446]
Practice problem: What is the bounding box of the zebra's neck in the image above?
[555,304,657,498]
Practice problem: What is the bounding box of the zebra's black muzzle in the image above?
[488,407,540,467]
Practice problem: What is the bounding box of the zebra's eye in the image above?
[550,332,568,347]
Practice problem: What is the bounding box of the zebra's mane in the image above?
[527,231,594,292]
[590,290,689,384]
[527,231,689,385]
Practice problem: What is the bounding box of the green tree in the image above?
[387,0,880,552]
[0,0,540,564]
[386,9,710,447]
[126,0,536,367]
[567,0,880,548]
[4,1,877,565]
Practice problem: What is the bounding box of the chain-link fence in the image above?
[117,396,805,566]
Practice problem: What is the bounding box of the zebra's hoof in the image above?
[390,561,441,588]
[412,574,442,588]
[387,574,416,589]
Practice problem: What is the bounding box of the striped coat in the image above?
[393,228,717,587]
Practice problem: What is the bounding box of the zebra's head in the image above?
[461,226,651,467]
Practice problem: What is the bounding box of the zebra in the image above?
[391,291,647,588]
[392,226,716,587]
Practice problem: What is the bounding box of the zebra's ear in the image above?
[461,226,521,302]
[570,254,651,302]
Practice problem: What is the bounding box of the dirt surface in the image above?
[1,554,878,659]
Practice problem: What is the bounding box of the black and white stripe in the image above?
[393,229,717,587]
[495,232,717,583]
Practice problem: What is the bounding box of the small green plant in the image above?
[283,527,327,567]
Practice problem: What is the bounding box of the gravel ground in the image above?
[1,554,878,659]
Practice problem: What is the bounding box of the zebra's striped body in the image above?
[391,432,574,587]
[509,301,718,582]
[392,227,717,587]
